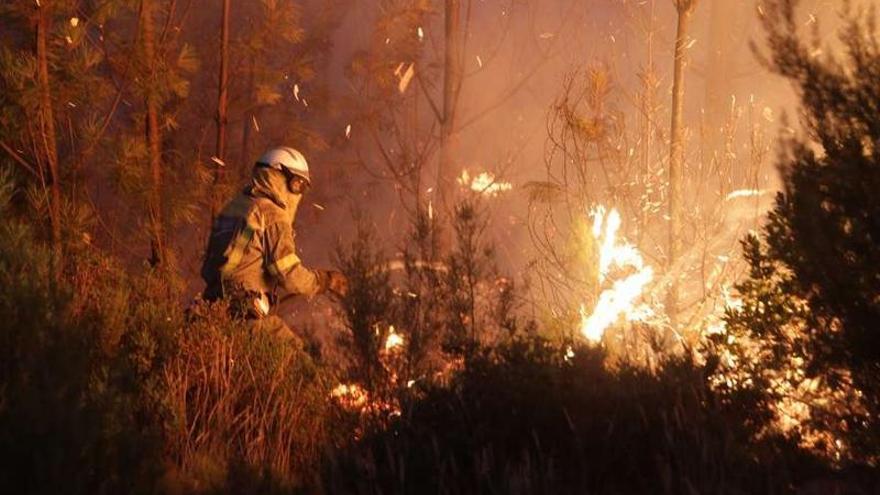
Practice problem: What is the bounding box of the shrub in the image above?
[0,203,161,494]
[0,186,338,493]
[160,301,335,492]
[322,337,822,494]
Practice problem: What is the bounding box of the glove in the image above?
[326,270,349,298]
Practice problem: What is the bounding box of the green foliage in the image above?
[0,3,115,159]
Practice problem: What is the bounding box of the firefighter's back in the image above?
[201,192,286,300]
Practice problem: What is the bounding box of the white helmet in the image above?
[256,146,310,185]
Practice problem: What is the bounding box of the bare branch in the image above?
[0,141,38,177]
[416,71,444,123]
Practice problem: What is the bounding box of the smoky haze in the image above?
[3,0,839,297]
[281,0,797,271]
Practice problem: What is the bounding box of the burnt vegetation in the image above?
[1,0,880,494]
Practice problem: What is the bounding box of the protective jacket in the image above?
[201,166,327,310]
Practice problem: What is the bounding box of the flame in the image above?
[579,206,654,343]
[332,327,406,416]
[331,384,368,409]
[458,169,513,196]
[385,325,404,350]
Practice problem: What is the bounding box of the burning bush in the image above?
[320,198,839,493]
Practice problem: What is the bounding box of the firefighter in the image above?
[201,146,348,340]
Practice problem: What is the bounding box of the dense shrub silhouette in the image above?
[323,338,826,494]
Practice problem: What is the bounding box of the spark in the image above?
[345,124,352,139]
[252,116,260,132]
[417,26,424,41]
[398,63,415,93]
[70,17,79,27]
[725,189,768,201]
[476,55,483,68]
[210,156,226,167]
[331,384,368,409]
[293,84,300,101]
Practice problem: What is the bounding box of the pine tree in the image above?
[217,0,338,185]
[714,0,880,462]
[92,0,198,266]
[0,2,118,263]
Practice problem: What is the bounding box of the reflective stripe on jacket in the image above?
[201,173,325,301]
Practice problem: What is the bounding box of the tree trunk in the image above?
[36,2,63,271]
[212,0,231,219]
[240,59,256,182]
[141,0,166,266]
[667,0,697,328]
[435,0,462,252]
